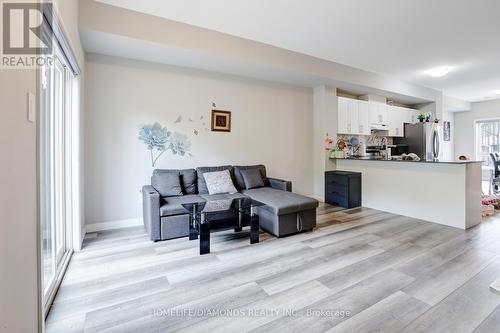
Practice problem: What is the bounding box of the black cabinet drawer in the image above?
[325,193,348,207]
[328,175,348,185]
[325,190,349,198]
[325,179,347,190]
[324,171,362,209]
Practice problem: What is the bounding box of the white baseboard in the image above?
[85,217,143,233]
[308,194,325,202]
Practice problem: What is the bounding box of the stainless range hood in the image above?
[370,123,389,131]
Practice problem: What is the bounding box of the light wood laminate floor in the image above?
[46,204,500,333]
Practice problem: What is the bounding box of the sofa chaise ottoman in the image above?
[142,165,318,241]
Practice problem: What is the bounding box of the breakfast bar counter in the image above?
[332,158,483,229]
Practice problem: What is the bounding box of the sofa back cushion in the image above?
[234,165,268,190]
[240,168,265,190]
[196,165,234,194]
[179,169,197,194]
[151,170,183,197]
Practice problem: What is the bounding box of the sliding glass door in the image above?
[41,44,74,310]
[476,119,500,166]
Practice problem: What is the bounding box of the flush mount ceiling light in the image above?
[426,66,454,77]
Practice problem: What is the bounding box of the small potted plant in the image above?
[417,114,426,122]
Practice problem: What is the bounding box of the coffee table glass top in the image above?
[181,197,264,215]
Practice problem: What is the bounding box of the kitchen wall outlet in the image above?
[27,92,36,123]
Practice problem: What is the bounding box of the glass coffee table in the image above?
[181,197,264,255]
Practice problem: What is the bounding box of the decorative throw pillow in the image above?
[203,170,238,195]
[241,168,265,190]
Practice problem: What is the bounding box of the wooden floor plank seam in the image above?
[45,205,500,333]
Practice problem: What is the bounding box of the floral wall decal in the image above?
[169,132,191,156]
[138,122,192,167]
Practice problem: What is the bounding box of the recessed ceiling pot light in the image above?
[426,66,454,77]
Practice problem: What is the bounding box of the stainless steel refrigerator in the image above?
[394,122,443,161]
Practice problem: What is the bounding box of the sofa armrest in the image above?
[268,177,292,192]
[142,185,161,241]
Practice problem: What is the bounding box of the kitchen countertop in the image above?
[331,156,483,229]
[330,157,483,164]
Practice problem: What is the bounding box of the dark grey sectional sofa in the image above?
[142,165,318,241]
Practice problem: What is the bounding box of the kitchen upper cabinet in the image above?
[338,97,349,134]
[338,97,359,134]
[387,106,421,137]
[369,102,388,125]
[358,100,370,135]
[338,96,420,137]
[338,97,369,135]
[388,106,405,137]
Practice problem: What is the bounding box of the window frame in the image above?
[474,117,500,168]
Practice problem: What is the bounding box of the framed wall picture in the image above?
[443,121,451,141]
[211,110,231,132]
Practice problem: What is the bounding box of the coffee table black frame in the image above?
[181,198,262,255]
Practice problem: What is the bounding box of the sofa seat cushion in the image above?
[160,195,205,217]
[242,187,318,215]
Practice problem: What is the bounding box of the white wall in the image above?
[455,99,500,159]
[0,70,40,333]
[440,95,471,161]
[443,95,471,112]
[84,54,314,227]
[313,86,338,199]
[442,111,455,161]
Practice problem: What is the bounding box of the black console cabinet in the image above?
[325,171,362,208]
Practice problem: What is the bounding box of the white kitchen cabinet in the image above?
[358,100,370,135]
[369,102,388,125]
[338,97,349,134]
[338,97,359,135]
[388,106,406,137]
[404,108,412,123]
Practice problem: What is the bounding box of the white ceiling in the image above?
[96,0,500,102]
[81,30,431,105]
